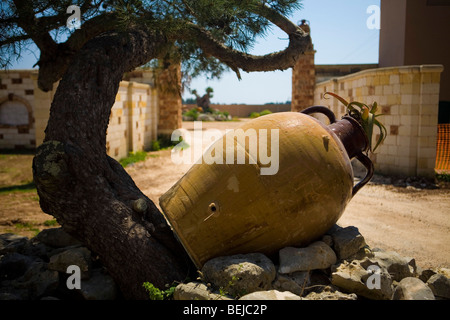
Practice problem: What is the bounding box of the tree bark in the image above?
[32,28,193,299]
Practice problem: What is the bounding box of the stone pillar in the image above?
[291,20,316,112]
[156,61,182,136]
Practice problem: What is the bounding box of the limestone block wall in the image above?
[1,70,158,162]
[106,81,158,160]
[313,65,443,177]
[0,70,37,149]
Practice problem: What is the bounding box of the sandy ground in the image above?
[1,120,449,270]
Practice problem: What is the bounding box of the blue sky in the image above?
[9,0,380,104]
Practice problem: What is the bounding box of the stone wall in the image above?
[107,81,158,160]
[0,70,159,161]
[183,104,291,118]
[313,64,444,177]
[0,70,37,149]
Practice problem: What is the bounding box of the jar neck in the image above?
[329,116,369,159]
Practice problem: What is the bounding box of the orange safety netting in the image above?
[435,124,450,173]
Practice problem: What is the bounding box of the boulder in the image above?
[371,249,416,281]
[272,271,310,296]
[197,114,215,121]
[427,273,450,299]
[0,257,59,300]
[173,282,232,300]
[0,234,29,254]
[201,253,276,297]
[278,241,337,274]
[78,269,118,300]
[305,286,358,300]
[239,290,301,300]
[34,228,82,248]
[392,277,435,300]
[48,247,92,279]
[330,226,366,260]
[331,258,393,300]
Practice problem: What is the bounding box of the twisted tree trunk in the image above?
[32,28,192,299]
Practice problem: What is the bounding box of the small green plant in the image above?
[259,109,273,116]
[325,92,387,152]
[183,108,199,120]
[44,219,58,226]
[436,172,450,182]
[13,222,40,236]
[249,112,260,119]
[119,151,148,167]
[143,282,176,300]
[150,140,160,151]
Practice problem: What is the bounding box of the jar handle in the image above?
[352,152,374,196]
[300,106,336,124]
[300,106,374,196]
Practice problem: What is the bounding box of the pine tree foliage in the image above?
[1,0,308,89]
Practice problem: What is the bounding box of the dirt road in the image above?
[127,120,450,270]
[1,120,449,270]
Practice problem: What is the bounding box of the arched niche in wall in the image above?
[0,93,34,130]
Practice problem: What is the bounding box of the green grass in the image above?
[119,151,148,167]
[44,219,58,227]
[13,222,40,237]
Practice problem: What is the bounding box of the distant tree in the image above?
[1,0,311,299]
[192,87,214,112]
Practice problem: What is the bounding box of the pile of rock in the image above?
[0,228,118,300]
[174,225,450,300]
[1,225,449,300]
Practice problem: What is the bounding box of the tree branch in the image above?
[180,3,312,77]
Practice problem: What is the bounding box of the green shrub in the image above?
[183,108,199,120]
[249,112,260,118]
[436,172,450,182]
[119,151,147,167]
[143,282,176,300]
[259,109,272,116]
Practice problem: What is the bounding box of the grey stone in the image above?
[201,253,276,297]
[0,259,59,300]
[331,258,393,300]
[305,286,358,300]
[0,234,29,254]
[0,252,36,280]
[48,247,91,279]
[392,277,435,300]
[197,114,215,121]
[78,269,118,300]
[34,227,82,248]
[418,269,436,283]
[331,226,366,260]
[173,282,232,300]
[278,241,337,274]
[427,273,450,299]
[19,261,59,299]
[272,271,310,296]
[372,249,416,281]
[239,290,301,300]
